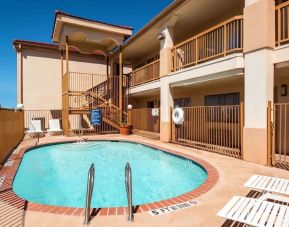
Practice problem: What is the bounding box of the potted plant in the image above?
[119,121,132,135]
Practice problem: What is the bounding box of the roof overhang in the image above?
[52,11,133,55]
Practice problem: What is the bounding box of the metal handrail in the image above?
[125,163,133,222]
[84,163,95,225]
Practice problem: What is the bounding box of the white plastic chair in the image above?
[218,196,289,227]
[27,119,43,136]
[47,119,63,135]
[244,174,289,203]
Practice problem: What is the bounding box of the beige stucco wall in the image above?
[274,71,289,103]
[129,94,160,109]
[171,77,244,106]
[21,48,107,110]
[129,76,244,109]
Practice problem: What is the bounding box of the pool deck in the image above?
[1,134,289,227]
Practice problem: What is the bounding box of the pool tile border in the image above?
[0,138,219,216]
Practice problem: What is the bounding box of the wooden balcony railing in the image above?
[276,1,289,46]
[130,60,160,86]
[171,16,243,72]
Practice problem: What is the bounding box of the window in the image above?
[205,93,240,106]
[204,93,240,123]
[174,97,191,108]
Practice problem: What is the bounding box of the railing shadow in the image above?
[0,186,28,227]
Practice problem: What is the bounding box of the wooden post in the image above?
[63,37,69,136]
[240,102,244,160]
[267,101,272,166]
[170,107,175,142]
[106,56,109,76]
[277,8,281,47]
[119,47,123,124]
[66,36,69,78]
[128,109,131,125]
[61,50,64,78]
[224,24,227,56]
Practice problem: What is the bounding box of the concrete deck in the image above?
[1,134,289,227]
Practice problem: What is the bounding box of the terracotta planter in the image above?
[119,124,132,135]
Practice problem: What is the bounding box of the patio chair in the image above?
[26,119,43,137]
[47,119,63,135]
[244,174,289,203]
[217,196,289,227]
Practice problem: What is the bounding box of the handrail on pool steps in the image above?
[84,163,95,225]
[125,162,133,222]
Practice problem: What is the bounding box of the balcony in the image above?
[276,1,289,47]
[171,16,243,72]
[130,59,160,86]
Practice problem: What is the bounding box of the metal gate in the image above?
[269,102,289,170]
[171,104,244,159]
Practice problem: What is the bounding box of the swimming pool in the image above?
[13,141,207,208]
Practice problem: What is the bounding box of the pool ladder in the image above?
[83,162,133,225]
[84,163,95,225]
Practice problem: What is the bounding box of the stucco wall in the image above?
[171,77,244,106]
[129,76,244,109]
[21,48,107,110]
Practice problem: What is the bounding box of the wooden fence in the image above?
[130,60,160,86]
[130,108,160,133]
[171,16,243,72]
[171,104,243,158]
[0,108,24,164]
[276,1,289,46]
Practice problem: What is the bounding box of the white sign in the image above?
[151,108,159,117]
[149,200,198,216]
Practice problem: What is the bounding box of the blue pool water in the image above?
[13,141,207,208]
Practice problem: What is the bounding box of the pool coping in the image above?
[0,138,219,217]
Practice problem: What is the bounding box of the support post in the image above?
[16,44,23,105]
[119,47,123,124]
[62,37,70,136]
[243,0,275,165]
[128,109,131,125]
[159,26,174,142]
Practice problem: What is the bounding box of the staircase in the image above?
[66,72,128,133]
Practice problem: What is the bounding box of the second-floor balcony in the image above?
[171,16,243,72]
[130,59,160,86]
[276,0,289,47]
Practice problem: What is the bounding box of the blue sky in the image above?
[0,0,172,108]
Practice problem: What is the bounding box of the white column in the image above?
[244,49,274,129]
[243,0,275,165]
[159,26,174,142]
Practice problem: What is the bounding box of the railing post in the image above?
[267,101,272,167]
[128,109,131,125]
[84,163,95,225]
[125,163,133,222]
[224,24,227,56]
[277,8,281,47]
